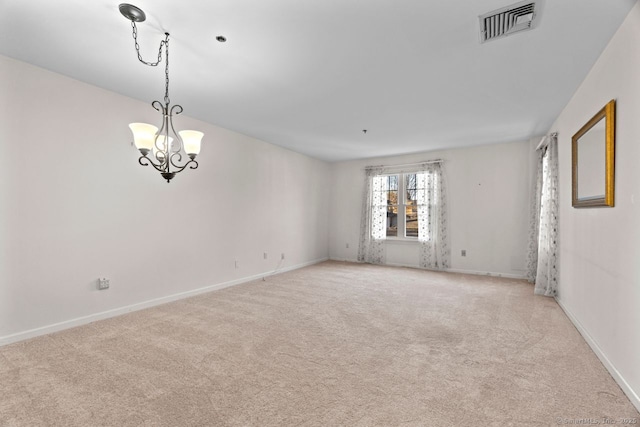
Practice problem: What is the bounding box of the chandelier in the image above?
[119,3,204,183]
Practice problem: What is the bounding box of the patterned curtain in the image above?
[417,163,450,270]
[525,148,544,282]
[526,133,559,296]
[357,167,386,264]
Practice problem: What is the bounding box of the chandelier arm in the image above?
[168,154,199,172]
[151,100,164,112]
[139,155,168,173]
[170,104,183,116]
[153,151,170,168]
[169,104,184,152]
[151,101,169,158]
[170,152,183,166]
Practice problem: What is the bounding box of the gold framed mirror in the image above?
[572,99,615,208]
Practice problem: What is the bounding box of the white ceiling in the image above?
[0,0,636,162]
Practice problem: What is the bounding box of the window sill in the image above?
[384,237,419,245]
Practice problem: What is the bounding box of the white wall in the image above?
[549,2,640,410]
[329,140,534,278]
[0,54,330,343]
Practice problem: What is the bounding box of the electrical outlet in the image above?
[98,278,110,290]
[281,253,285,260]
[461,250,466,257]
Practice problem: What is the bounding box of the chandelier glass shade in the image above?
[120,3,204,183]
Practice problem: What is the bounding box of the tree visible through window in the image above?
[405,174,418,237]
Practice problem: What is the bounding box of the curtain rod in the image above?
[536,132,558,151]
[365,159,443,170]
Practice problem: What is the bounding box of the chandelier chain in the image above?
[130,21,166,66]
[131,21,171,105]
[129,21,171,105]
[164,38,170,105]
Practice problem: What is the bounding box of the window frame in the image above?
[379,172,419,241]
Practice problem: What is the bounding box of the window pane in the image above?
[386,175,399,237]
[387,204,398,237]
[405,204,418,237]
[405,173,417,202]
[386,175,398,205]
[404,174,418,237]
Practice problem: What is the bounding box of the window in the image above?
[361,162,448,268]
[375,173,419,239]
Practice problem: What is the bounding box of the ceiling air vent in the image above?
[479,1,539,43]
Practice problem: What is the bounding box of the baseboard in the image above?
[446,268,526,280]
[328,257,526,279]
[555,297,640,413]
[329,257,357,263]
[0,257,329,347]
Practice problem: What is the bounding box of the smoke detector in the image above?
[479,1,540,43]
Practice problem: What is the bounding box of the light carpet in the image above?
[1,261,638,426]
